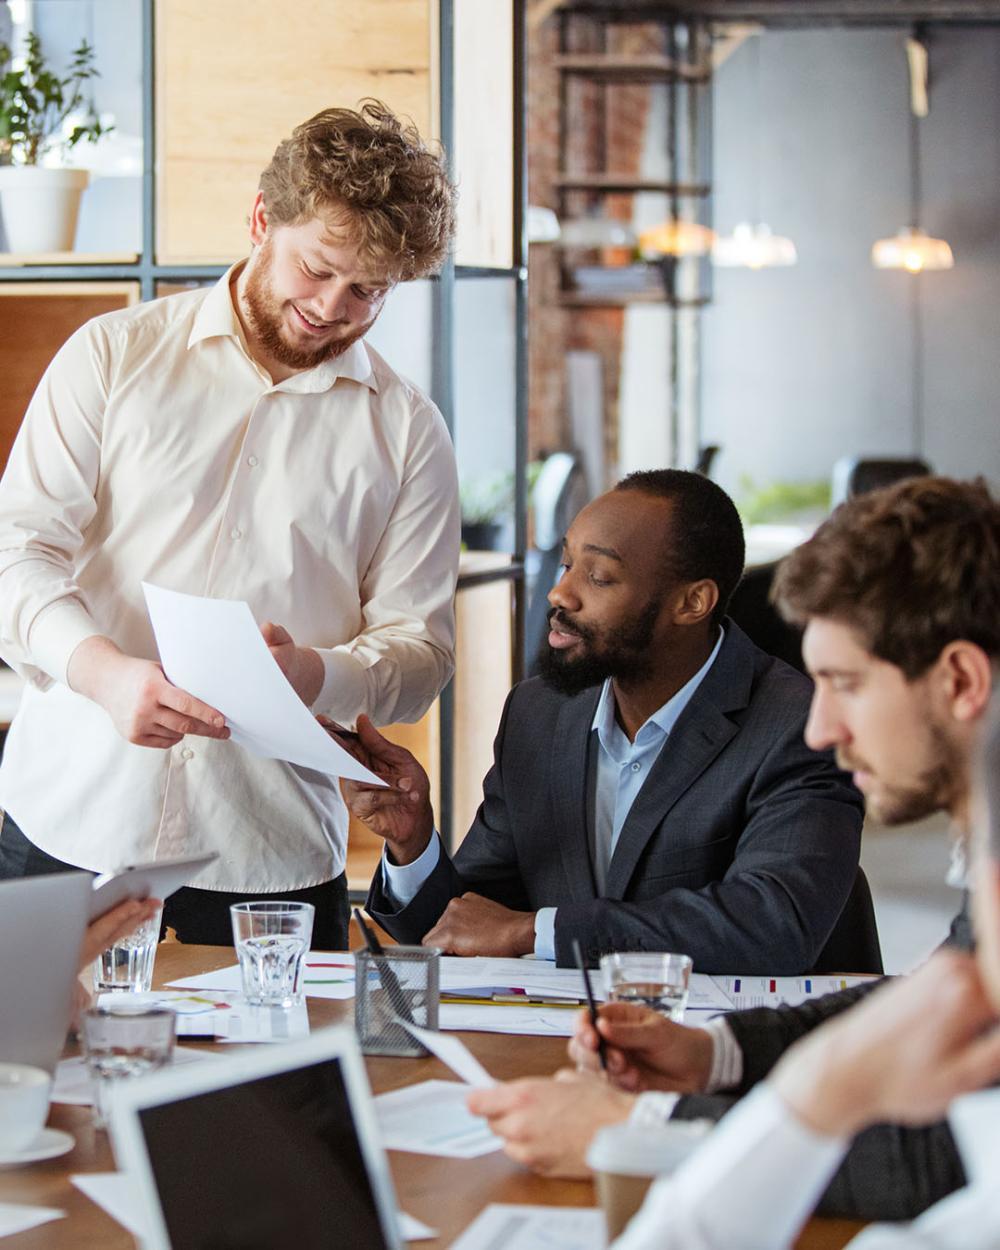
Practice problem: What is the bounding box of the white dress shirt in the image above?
[383,630,724,958]
[0,267,460,890]
[612,1085,1000,1250]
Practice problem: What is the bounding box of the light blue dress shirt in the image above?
[384,628,725,959]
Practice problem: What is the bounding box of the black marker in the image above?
[572,938,607,1072]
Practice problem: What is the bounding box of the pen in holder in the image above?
[353,909,439,1057]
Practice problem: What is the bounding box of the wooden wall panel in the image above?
[0,283,138,471]
[155,0,437,265]
[454,0,515,268]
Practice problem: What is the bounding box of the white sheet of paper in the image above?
[142,582,385,782]
[439,956,592,1001]
[709,973,873,1012]
[439,1003,577,1037]
[0,1204,64,1238]
[374,1080,501,1158]
[53,1046,218,1106]
[398,1022,497,1088]
[167,952,356,1001]
[399,1212,438,1241]
[686,973,741,1013]
[450,1205,607,1250]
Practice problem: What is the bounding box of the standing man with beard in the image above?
[350,469,863,970]
[0,102,460,948]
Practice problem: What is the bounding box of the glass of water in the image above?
[80,1004,175,1128]
[93,903,163,994]
[230,901,314,1008]
[600,952,694,1021]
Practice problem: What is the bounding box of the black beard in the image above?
[536,601,660,697]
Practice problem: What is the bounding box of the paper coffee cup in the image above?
[0,1064,51,1155]
[587,1119,711,1241]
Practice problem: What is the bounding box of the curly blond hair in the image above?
[258,99,456,282]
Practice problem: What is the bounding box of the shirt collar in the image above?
[591,626,725,751]
[187,262,378,395]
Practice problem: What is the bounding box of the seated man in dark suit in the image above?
[344,469,863,971]
[468,474,1000,1223]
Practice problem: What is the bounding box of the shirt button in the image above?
[247,455,259,467]
[180,747,194,761]
[631,762,642,773]
[230,526,243,540]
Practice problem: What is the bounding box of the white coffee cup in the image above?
[0,1063,51,1155]
[587,1119,712,1240]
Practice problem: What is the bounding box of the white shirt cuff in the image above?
[533,907,557,960]
[703,1016,744,1092]
[630,1091,683,1127]
[30,602,102,686]
[380,833,441,908]
[613,1083,849,1250]
[312,646,370,722]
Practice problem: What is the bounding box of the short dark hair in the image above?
[615,469,745,626]
[772,476,1000,679]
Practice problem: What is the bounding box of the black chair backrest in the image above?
[812,867,883,975]
[846,458,931,499]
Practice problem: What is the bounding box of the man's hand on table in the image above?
[422,893,536,957]
[260,621,324,706]
[467,1069,635,1177]
[569,1002,714,1094]
[771,948,1000,1139]
[68,636,229,748]
[333,715,435,865]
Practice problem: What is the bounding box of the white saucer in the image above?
[0,1128,75,1169]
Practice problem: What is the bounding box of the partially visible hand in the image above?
[467,1069,635,1177]
[334,715,434,864]
[422,893,536,957]
[260,621,324,706]
[68,637,228,749]
[80,898,162,970]
[569,1002,714,1094]
[772,949,1000,1138]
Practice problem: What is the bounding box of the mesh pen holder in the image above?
[354,945,440,1057]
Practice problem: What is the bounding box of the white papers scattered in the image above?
[440,1003,577,1037]
[440,956,591,1003]
[142,583,384,782]
[53,1046,218,1106]
[708,974,873,1012]
[168,952,356,1001]
[450,1205,606,1250]
[90,989,309,1044]
[398,1022,497,1088]
[72,1173,147,1238]
[687,973,746,1013]
[375,1080,502,1158]
[399,1212,437,1241]
[0,1204,64,1238]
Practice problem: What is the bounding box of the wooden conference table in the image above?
[0,943,866,1249]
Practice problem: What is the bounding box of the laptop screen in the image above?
[137,1055,390,1249]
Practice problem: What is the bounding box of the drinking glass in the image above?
[230,901,314,1008]
[600,952,693,1021]
[80,1004,175,1128]
[92,903,164,994]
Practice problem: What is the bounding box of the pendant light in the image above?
[712,33,797,271]
[871,35,953,273]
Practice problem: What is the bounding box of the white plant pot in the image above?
[0,166,90,254]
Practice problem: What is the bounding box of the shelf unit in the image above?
[0,0,528,883]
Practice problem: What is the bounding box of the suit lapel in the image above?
[549,688,602,902]
[604,623,758,898]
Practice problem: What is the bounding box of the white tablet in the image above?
[89,851,219,921]
[107,1026,403,1250]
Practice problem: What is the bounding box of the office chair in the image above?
[811,867,884,975]
[831,457,931,507]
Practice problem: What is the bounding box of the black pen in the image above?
[353,907,415,1025]
[572,938,607,1072]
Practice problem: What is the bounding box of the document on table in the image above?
[440,1003,578,1037]
[92,989,309,1043]
[374,1080,502,1157]
[439,956,592,1003]
[398,1022,497,1088]
[0,1204,64,1238]
[708,974,874,1011]
[53,1045,218,1106]
[167,952,356,1001]
[450,1205,607,1250]
[142,583,385,782]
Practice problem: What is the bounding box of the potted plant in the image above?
[0,32,111,253]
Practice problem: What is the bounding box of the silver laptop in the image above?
[108,1026,404,1250]
[0,871,92,1073]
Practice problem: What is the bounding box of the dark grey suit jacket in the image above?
[672,899,974,1221]
[368,621,864,971]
